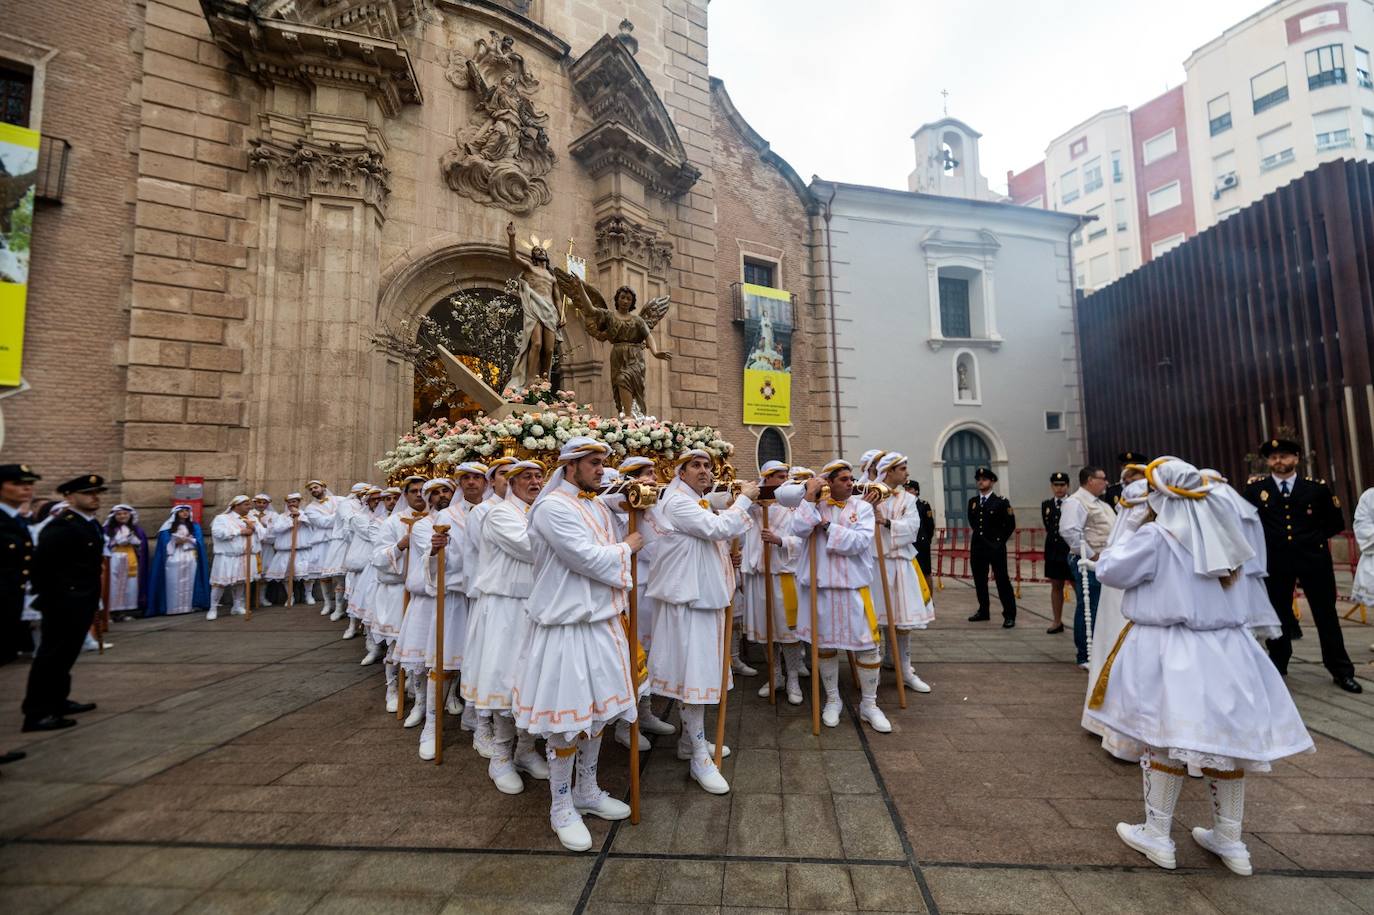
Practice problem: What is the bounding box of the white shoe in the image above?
[419,722,436,761]
[230,606,246,616]
[689,757,730,794]
[731,657,758,677]
[490,765,525,795]
[1191,826,1252,876]
[553,816,592,852]
[676,740,729,760]
[319,603,329,615]
[206,608,218,621]
[787,684,803,705]
[385,683,399,714]
[821,700,842,728]
[473,730,496,759]
[860,703,892,733]
[304,593,316,606]
[329,607,345,622]
[1116,822,1177,870]
[615,722,650,751]
[404,703,424,728]
[639,710,676,736]
[445,691,463,716]
[360,647,381,666]
[575,791,631,821]
[757,680,783,699]
[515,750,550,780]
[903,670,932,693]
[342,621,358,640]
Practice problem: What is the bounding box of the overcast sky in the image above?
[708,0,1267,195]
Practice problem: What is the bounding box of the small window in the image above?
[743,258,776,288]
[1111,150,1124,183]
[0,64,33,128]
[1088,252,1111,286]
[1314,108,1352,149]
[1116,247,1132,274]
[1252,63,1289,113]
[1258,124,1295,170]
[756,427,788,469]
[1146,181,1182,215]
[1208,94,1232,136]
[1082,156,1103,193]
[1142,129,1177,164]
[1357,47,1372,89]
[1114,197,1128,232]
[938,276,971,338]
[1364,110,1374,149]
[1151,233,1186,258]
[1306,44,1346,91]
[1060,168,1079,204]
[1044,412,1063,432]
[1070,137,1088,158]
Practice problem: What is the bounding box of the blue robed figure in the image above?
[147,504,210,616]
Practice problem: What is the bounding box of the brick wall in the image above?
[1007,160,1047,207]
[1131,86,1196,263]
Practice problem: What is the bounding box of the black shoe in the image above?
[1335,676,1364,694]
[1046,624,1064,634]
[967,613,990,622]
[62,700,97,715]
[0,750,25,765]
[1002,618,1016,629]
[22,716,77,733]
[1290,627,1304,641]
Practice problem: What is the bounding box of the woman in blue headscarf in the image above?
[148,504,210,616]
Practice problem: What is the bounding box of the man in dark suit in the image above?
[1243,439,1360,693]
[1102,451,1145,507]
[1041,472,1071,634]
[21,475,106,731]
[0,463,39,667]
[966,467,1017,628]
[903,479,936,580]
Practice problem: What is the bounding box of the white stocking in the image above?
[573,733,605,805]
[1206,773,1245,844]
[856,648,882,707]
[680,703,708,762]
[782,643,805,681]
[898,631,916,675]
[231,582,246,609]
[210,585,224,609]
[384,660,398,686]
[490,713,516,777]
[546,734,579,828]
[1142,748,1184,840]
[819,654,840,704]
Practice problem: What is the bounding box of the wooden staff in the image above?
[714,599,732,770]
[98,556,110,654]
[397,515,418,721]
[873,525,906,709]
[431,523,450,764]
[627,508,642,825]
[243,521,254,621]
[286,512,298,607]
[807,529,820,735]
[761,503,776,705]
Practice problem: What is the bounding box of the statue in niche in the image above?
[441,31,555,215]
[504,221,561,389]
[957,360,972,400]
[554,271,672,416]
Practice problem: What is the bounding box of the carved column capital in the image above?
[594,215,673,278]
[248,138,391,213]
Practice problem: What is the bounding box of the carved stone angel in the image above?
[554,271,672,416]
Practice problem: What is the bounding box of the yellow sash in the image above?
[114,544,138,579]
[911,558,932,605]
[859,586,880,645]
[780,573,799,628]
[619,612,649,684]
[1088,621,1134,710]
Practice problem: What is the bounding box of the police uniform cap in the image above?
[1049,471,1070,485]
[1259,438,1301,457]
[0,464,41,484]
[974,466,997,482]
[56,474,108,495]
[1117,451,1145,464]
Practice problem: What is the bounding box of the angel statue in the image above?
[556,271,672,416]
[505,221,562,389]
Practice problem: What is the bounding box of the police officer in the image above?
[21,475,106,731]
[1042,472,1071,634]
[902,479,936,580]
[1102,451,1145,507]
[967,467,1017,628]
[1243,439,1360,694]
[0,463,40,666]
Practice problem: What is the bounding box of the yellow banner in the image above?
[0,122,39,387]
[741,283,792,426]
[743,367,791,426]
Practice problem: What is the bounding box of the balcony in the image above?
[35,135,70,203]
[1316,129,1353,151]
[1308,68,1346,91]
[1209,113,1233,136]
[1253,86,1289,114]
[1260,148,1296,171]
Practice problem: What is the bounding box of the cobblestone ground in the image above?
[0,581,1371,914]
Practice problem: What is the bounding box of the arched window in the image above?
[756,427,789,470]
[940,131,964,176]
[412,286,523,424]
[941,429,991,528]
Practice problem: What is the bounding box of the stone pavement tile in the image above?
[655,860,725,905]
[1186,874,1366,915]
[0,781,123,839]
[488,814,611,852]
[0,884,83,915]
[1329,878,1374,913]
[606,794,677,853]
[1255,833,1374,871]
[905,825,1046,866]
[834,794,904,860]
[281,811,402,846]
[778,748,832,794]
[176,811,300,844]
[96,783,215,813]
[848,864,926,912]
[69,807,215,843]
[923,865,1074,914]
[51,885,199,915]
[823,749,880,795]
[214,849,363,891]
[101,845,258,888]
[176,888,323,915]
[782,793,843,858]
[1051,871,1224,914]
[670,791,733,855]
[786,861,856,911]
[722,861,788,909]
[736,704,781,750]
[1275,776,1374,809]
[303,891,447,914]
[730,747,781,794]
[0,842,154,885]
[726,792,783,856]
[452,854,592,905]
[590,858,663,904]
[334,851,473,895]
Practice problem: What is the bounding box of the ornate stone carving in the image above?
[594,215,672,277]
[439,31,555,215]
[248,138,391,211]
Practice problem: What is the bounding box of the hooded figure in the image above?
[103,504,150,617]
[147,504,210,616]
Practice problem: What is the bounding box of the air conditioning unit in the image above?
[1212,171,1238,199]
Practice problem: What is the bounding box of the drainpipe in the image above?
[821,183,844,457]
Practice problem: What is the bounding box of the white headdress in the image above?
[422,478,455,496]
[105,503,138,525]
[158,503,198,533]
[759,460,789,477]
[1144,457,1254,577]
[531,436,610,516]
[875,452,907,478]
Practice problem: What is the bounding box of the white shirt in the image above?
[1272,472,1297,495]
[0,502,21,519]
[789,496,876,590]
[408,503,469,597]
[470,493,536,599]
[1058,487,1115,558]
[644,479,753,609]
[525,480,634,625]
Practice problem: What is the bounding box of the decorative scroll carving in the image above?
[439,31,555,215]
[248,138,392,211]
[594,215,672,277]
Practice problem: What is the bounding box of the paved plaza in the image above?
[0,583,1371,914]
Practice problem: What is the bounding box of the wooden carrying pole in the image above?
[431,524,449,765]
[714,600,732,769]
[873,526,906,709]
[397,516,417,721]
[808,531,821,735]
[98,556,109,654]
[627,509,642,825]
[243,523,254,621]
[286,514,298,607]
[761,503,776,705]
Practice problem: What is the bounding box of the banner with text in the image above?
[741,283,792,427]
[0,123,39,387]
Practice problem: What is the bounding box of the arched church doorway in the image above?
[942,429,990,527]
[412,286,524,424]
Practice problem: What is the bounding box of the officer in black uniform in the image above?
[0,463,40,667]
[1042,472,1071,634]
[1102,451,1146,507]
[903,479,936,580]
[1242,439,1360,693]
[21,474,106,731]
[967,467,1017,628]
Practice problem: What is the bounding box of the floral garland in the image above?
[376,381,734,478]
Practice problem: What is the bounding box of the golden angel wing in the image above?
[642,294,672,331]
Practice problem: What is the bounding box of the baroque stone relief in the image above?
[595,215,672,277]
[248,138,392,211]
[440,31,555,215]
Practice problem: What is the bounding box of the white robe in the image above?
[790,498,880,652]
[461,493,536,711]
[345,509,384,620]
[304,496,348,578]
[209,513,265,586]
[368,507,423,642]
[396,506,469,672]
[644,480,753,703]
[875,490,936,630]
[162,529,199,615]
[1084,523,1313,771]
[1352,488,1374,604]
[741,501,802,645]
[106,524,142,612]
[513,481,638,737]
[462,494,502,600]
[264,512,311,581]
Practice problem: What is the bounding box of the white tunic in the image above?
[462,494,502,600]
[368,507,423,642]
[790,498,880,652]
[741,501,802,645]
[304,496,348,578]
[345,509,384,620]
[876,490,936,630]
[644,480,753,703]
[396,506,469,672]
[513,481,638,737]
[1352,488,1374,604]
[209,513,265,586]
[106,524,142,612]
[1084,523,1313,771]
[342,501,375,575]
[162,529,199,615]
[461,493,536,711]
[264,512,311,581]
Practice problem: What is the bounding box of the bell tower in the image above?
[907,117,1000,202]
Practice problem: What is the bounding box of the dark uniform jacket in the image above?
[1241,475,1344,571]
[0,509,34,599]
[912,498,935,558]
[32,510,105,611]
[1041,498,1070,563]
[967,493,1015,552]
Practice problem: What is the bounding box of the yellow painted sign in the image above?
[0,122,39,387]
[741,282,792,426]
[743,367,791,426]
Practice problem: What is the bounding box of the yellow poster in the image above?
[0,122,39,387]
[741,282,792,426]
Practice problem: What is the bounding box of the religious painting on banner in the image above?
[0,122,38,387]
[741,283,792,426]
